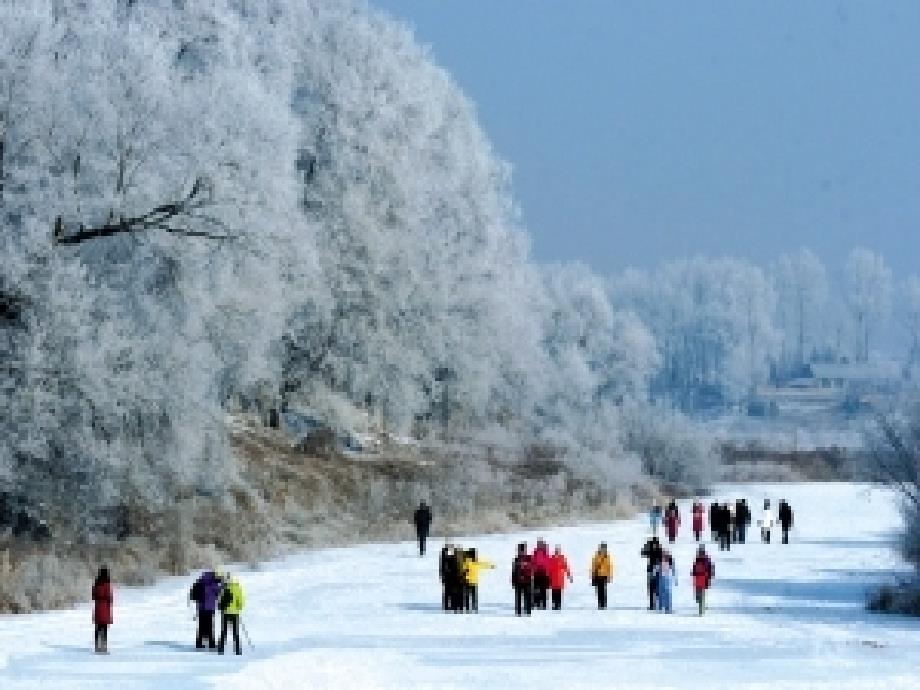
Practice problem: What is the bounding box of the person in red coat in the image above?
[691,500,705,542]
[691,546,714,616]
[547,545,573,610]
[92,567,113,654]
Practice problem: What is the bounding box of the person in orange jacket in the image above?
[547,545,573,610]
[590,543,613,610]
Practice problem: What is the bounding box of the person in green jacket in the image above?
[217,573,245,655]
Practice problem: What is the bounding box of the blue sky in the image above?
[372,1,920,282]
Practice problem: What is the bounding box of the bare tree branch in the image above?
[52,176,236,246]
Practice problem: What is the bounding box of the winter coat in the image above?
[692,555,714,591]
[649,506,663,529]
[455,551,468,583]
[439,547,451,582]
[760,509,775,529]
[590,552,612,581]
[532,546,551,576]
[220,578,245,615]
[463,559,495,586]
[778,503,793,528]
[692,503,705,532]
[640,539,663,573]
[665,505,680,536]
[655,557,676,586]
[413,505,432,534]
[548,554,572,590]
[736,500,751,526]
[511,554,534,587]
[193,571,223,613]
[92,581,113,626]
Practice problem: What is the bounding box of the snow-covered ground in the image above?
[2,483,919,689]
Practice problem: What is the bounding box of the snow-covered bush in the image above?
[617,399,718,493]
[867,407,920,614]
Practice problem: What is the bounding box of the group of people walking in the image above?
[427,494,795,617]
[509,540,576,615]
[639,535,715,615]
[188,569,246,655]
[88,566,247,656]
[707,499,752,550]
[439,543,496,613]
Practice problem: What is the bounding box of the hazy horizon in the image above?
[373,1,920,285]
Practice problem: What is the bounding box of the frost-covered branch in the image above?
[53,177,236,245]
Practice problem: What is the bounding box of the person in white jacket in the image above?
[759,499,775,543]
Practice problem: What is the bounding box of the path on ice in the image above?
[2,483,920,689]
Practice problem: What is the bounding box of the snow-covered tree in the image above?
[774,248,828,370]
[903,276,920,365]
[0,0,311,533]
[612,257,778,409]
[845,248,892,362]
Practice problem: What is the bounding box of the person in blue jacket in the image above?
[655,551,676,613]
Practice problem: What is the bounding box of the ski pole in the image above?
[240,618,254,650]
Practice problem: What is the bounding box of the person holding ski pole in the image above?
[217,572,245,655]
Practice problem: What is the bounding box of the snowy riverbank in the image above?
[1,483,919,689]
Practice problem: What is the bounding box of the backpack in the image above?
[189,580,203,604]
[511,555,532,586]
[218,586,233,612]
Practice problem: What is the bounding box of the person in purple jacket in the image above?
[190,570,224,650]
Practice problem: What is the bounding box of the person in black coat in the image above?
[640,536,663,611]
[709,504,721,547]
[413,501,432,556]
[718,503,732,551]
[439,544,453,610]
[734,498,750,543]
[778,499,794,544]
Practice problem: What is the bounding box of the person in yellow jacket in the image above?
[462,548,495,613]
[590,543,614,610]
[217,573,245,655]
